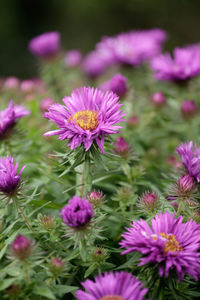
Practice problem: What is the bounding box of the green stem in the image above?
[13,197,32,231]
[83,153,92,196]
[177,200,183,217]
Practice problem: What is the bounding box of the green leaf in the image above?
[34,285,56,299]
[55,285,78,297]
[0,278,16,291]
[84,264,96,278]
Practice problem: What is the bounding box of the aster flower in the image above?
[0,156,26,196]
[176,141,200,182]
[99,73,127,97]
[0,100,30,139]
[3,77,20,90]
[120,211,200,281]
[64,50,82,67]
[76,271,148,300]
[43,87,126,153]
[40,97,55,112]
[151,45,200,82]
[60,196,93,229]
[181,100,197,118]
[28,31,60,59]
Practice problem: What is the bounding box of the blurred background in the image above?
[1,0,200,78]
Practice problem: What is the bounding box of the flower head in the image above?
[0,100,30,139]
[181,100,197,118]
[120,211,200,281]
[60,196,93,229]
[114,137,130,158]
[11,235,32,260]
[176,141,200,182]
[99,73,127,97]
[40,97,55,112]
[3,77,20,90]
[151,91,166,106]
[29,31,60,59]
[151,45,200,82]
[0,156,26,196]
[64,50,82,67]
[20,80,36,94]
[43,87,126,153]
[76,271,148,300]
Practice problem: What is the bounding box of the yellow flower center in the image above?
[68,110,99,131]
[100,296,123,300]
[159,233,183,254]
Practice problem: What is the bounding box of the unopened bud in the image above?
[87,191,104,208]
[152,92,166,107]
[11,235,32,260]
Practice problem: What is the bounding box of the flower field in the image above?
[1,29,200,299]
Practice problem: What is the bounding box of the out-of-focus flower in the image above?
[3,77,20,90]
[49,257,64,276]
[181,100,197,118]
[87,190,104,208]
[151,45,200,82]
[0,156,26,196]
[40,97,55,112]
[40,215,54,230]
[176,141,200,182]
[99,73,127,97]
[120,211,200,281]
[64,50,82,67]
[60,196,93,229]
[43,87,126,153]
[151,91,166,106]
[76,271,148,300]
[0,100,30,139]
[167,156,182,169]
[128,115,139,127]
[114,136,130,158]
[20,80,36,94]
[11,235,32,260]
[138,191,159,212]
[28,31,60,59]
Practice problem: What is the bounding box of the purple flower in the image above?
[151,45,200,82]
[28,31,60,59]
[64,50,82,67]
[87,190,104,208]
[178,174,195,194]
[76,271,148,300]
[181,100,197,118]
[138,191,159,211]
[20,80,35,94]
[114,137,130,158]
[99,73,127,97]
[120,211,200,281]
[3,77,20,90]
[43,87,126,153]
[11,235,32,260]
[151,91,166,106]
[0,101,30,139]
[40,98,55,112]
[60,196,93,228]
[0,156,26,195]
[176,141,200,182]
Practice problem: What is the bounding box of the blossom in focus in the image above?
[99,73,127,97]
[176,141,200,182]
[64,50,82,67]
[181,100,197,118]
[151,45,200,82]
[11,235,32,260]
[76,271,148,300]
[0,100,30,139]
[120,211,200,281]
[28,31,60,59]
[43,87,126,153]
[60,196,93,228]
[0,156,26,196]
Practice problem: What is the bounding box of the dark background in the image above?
[1,0,200,78]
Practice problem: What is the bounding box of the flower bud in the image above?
[40,215,54,230]
[64,50,82,67]
[20,80,35,94]
[40,98,55,112]
[91,247,108,264]
[181,100,197,118]
[87,190,104,208]
[127,116,139,127]
[4,77,20,90]
[99,73,127,97]
[114,137,130,158]
[178,174,195,195]
[11,235,32,260]
[138,191,159,211]
[49,258,64,276]
[151,92,166,107]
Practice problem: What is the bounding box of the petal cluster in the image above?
[151,45,200,82]
[76,271,148,300]
[0,100,30,138]
[0,156,26,195]
[43,87,126,153]
[28,31,60,59]
[120,212,200,281]
[176,141,200,182]
[60,196,93,228]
